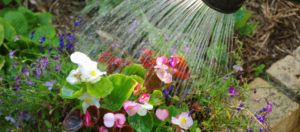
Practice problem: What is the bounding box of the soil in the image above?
[239,0,300,81]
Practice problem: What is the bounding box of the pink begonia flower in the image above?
[154,64,172,84]
[156,56,168,65]
[133,84,141,96]
[171,112,193,130]
[114,113,126,128]
[138,93,150,104]
[98,126,108,132]
[103,113,126,128]
[123,101,140,116]
[103,113,115,128]
[83,111,92,127]
[155,109,169,121]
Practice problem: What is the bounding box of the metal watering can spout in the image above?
[202,0,245,14]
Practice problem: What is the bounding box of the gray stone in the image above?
[247,78,300,132]
[293,47,300,62]
[266,55,300,100]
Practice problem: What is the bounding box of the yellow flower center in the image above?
[180,117,187,124]
[90,70,97,76]
[84,98,92,104]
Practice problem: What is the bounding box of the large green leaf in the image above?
[18,7,38,28]
[33,24,56,41]
[128,113,154,132]
[155,126,173,132]
[0,24,4,46]
[87,77,114,98]
[0,17,16,41]
[0,55,5,70]
[149,90,164,106]
[35,12,52,25]
[234,7,252,29]
[122,64,146,78]
[103,74,137,110]
[60,83,85,99]
[4,11,28,35]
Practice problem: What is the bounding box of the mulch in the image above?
[239,0,300,81]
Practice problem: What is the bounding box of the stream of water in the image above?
[77,0,235,97]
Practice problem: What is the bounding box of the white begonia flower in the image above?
[78,93,100,113]
[67,52,106,84]
[137,103,153,116]
[70,52,91,66]
[80,61,106,83]
[66,68,81,85]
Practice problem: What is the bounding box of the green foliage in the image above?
[234,7,257,37]
[0,55,5,70]
[254,64,265,76]
[0,24,4,45]
[0,17,16,42]
[122,63,146,78]
[128,113,154,132]
[102,74,137,110]
[87,77,114,98]
[149,90,164,106]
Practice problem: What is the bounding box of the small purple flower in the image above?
[67,34,76,44]
[9,50,17,58]
[228,86,237,97]
[14,76,20,91]
[163,85,174,100]
[19,111,30,121]
[25,79,34,86]
[45,80,56,90]
[58,34,64,49]
[255,114,265,123]
[266,102,272,113]
[55,64,61,72]
[30,31,35,40]
[74,16,83,27]
[246,128,253,132]
[39,36,46,44]
[236,101,244,112]
[35,67,42,78]
[22,66,30,76]
[5,116,16,124]
[39,57,49,69]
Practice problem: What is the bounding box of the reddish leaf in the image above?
[63,109,83,132]
[83,106,100,127]
[144,69,163,91]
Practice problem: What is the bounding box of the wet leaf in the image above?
[128,113,153,132]
[122,64,146,78]
[149,90,164,106]
[87,77,113,98]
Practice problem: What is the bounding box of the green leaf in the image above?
[18,7,37,28]
[0,17,16,41]
[122,64,146,78]
[149,90,164,106]
[33,24,56,41]
[128,113,154,132]
[102,74,137,110]
[87,77,114,98]
[61,84,85,99]
[4,11,28,35]
[3,0,13,5]
[0,24,4,46]
[0,55,5,70]
[155,126,173,132]
[35,12,52,25]
[234,7,252,29]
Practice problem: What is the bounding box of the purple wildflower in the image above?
[5,116,16,124]
[228,86,237,97]
[255,114,265,123]
[163,85,174,100]
[22,66,29,76]
[14,76,20,91]
[58,34,64,49]
[35,66,42,78]
[39,57,49,69]
[45,80,56,90]
[169,56,177,68]
[25,79,34,86]
[30,31,35,40]
[19,111,30,121]
[74,16,83,27]
[39,36,46,44]
[9,50,17,58]
[236,101,244,112]
[55,64,61,72]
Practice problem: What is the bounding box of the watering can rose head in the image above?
[66,52,106,84]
